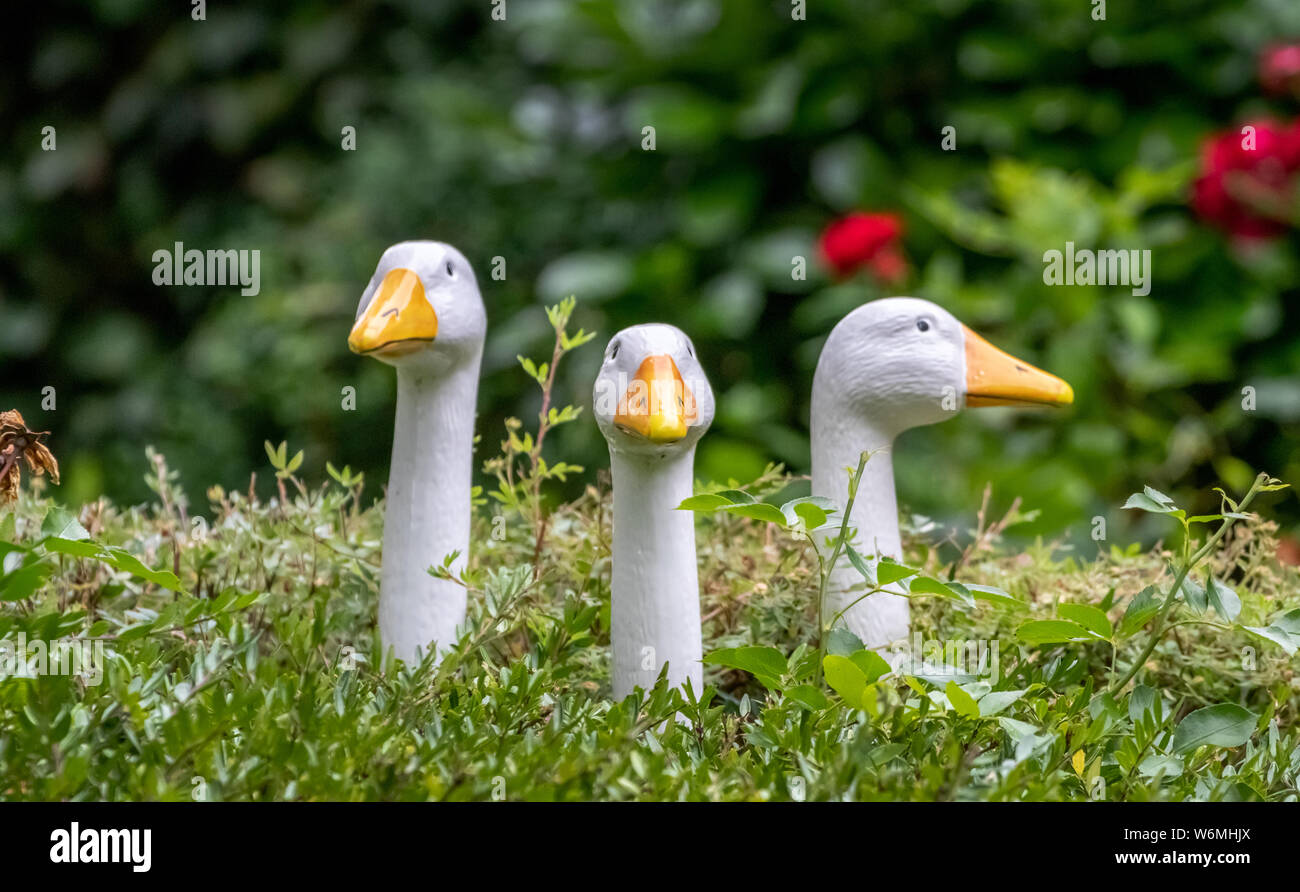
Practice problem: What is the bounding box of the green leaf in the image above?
[978,689,1027,717]
[909,576,974,607]
[1057,603,1112,639]
[965,584,1024,609]
[945,681,979,718]
[1172,704,1257,754]
[785,685,830,710]
[1241,624,1297,656]
[786,499,828,530]
[104,548,183,591]
[721,503,788,526]
[908,575,951,597]
[1205,578,1241,622]
[1177,575,1207,613]
[848,648,892,683]
[0,558,53,601]
[715,489,755,504]
[1118,585,1162,638]
[1128,684,1164,723]
[824,626,864,656]
[876,560,917,586]
[676,493,734,511]
[42,537,102,558]
[1271,608,1300,637]
[867,742,907,766]
[823,654,868,709]
[1015,620,1100,644]
[844,545,875,584]
[40,508,90,542]
[1242,608,1300,657]
[1143,486,1177,509]
[702,646,787,689]
[1122,491,1177,514]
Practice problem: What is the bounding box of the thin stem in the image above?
[815,451,869,686]
[529,327,566,580]
[827,584,890,630]
[1109,473,1267,694]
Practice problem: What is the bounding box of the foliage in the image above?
[2,433,1297,800]
[481,296,594,578]
[687,455,1300,800]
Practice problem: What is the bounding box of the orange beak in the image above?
[963,325,1073,408]
[615,355,697,442]
[348,268,438,356]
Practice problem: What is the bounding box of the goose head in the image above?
[815,297,1073,438]
[348,241,486,375]
[593,323,715,459]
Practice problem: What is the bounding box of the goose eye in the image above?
[445,261,456,278]
[916,319,930,332]
[609,342,620,360]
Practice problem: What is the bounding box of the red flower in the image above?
[1260,43,1300,96]
[819,212,907,282]
[1278,536,1300,567]
[1191,120,1300,238]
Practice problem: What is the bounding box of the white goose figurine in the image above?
[348,241,486,664]
[593,324,716,698]
[811,297,1073,648]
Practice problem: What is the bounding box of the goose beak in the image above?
[963,325,1074,408]
[615,354,697,443]
[348,268,439,356]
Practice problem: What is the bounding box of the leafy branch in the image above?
[1107,473,1293,693]
[483,296,596,579]
[680,451,1019,691]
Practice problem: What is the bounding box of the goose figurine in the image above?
[348,241,486,664]
[811,297,1072,648]
[593,324,716,698]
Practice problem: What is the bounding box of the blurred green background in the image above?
[3,0,1299,548]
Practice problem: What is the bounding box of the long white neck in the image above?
[609,449,703,699]
[810,398,910,649]
[379,359,480,664]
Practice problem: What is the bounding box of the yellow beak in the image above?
[348,268,438,356]
[963,325,1074,408]
[615,354,697,443]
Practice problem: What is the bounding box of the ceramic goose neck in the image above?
[810,410,901,559]
[379,356,481,663]
[608,448,703,699]
[810,384,911,648]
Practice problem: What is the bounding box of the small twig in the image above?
[1110,474,1268,693]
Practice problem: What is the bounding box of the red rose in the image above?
[1191,120,1300,238]
[819,212,907,282]
[1260,43,1300,96]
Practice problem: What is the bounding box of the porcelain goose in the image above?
[811,297,1072,648]
[593,324,716,698]
[348,241,486,665]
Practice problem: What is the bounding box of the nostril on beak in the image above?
[381,308,399,320]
